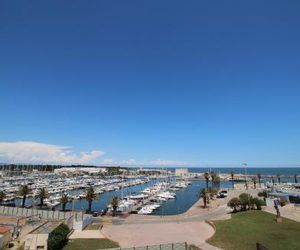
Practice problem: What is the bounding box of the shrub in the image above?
[239,193,252,210]
[252,197,264,210]
[227,197,241,212]
[280,200,287,207]
[48,223,70,250]
[258,190,267,198]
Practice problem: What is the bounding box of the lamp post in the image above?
[242,163,248,190]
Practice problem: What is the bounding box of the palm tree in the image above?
[86,186,97,212]
[277,174,281,184]
[0,191,6,204]
[37,188,48,207]
[257,173,261,188]
[110,196,119,216]
[204,172,210,189]
[230,172,235,189]
[252,177,257,189]
[199,188,208,208]
[214,175,221,190]
[210,172,217,189]
[294,174,298,184]
[60,194,69,211]
[271,176,275,185]
[18,185,31,208]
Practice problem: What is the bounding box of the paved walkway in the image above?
[264,204,300,222]
[102,221,215,248]
[69,230,105,239]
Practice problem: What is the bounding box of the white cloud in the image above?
[0,141,193,167]
[0,141,104,165]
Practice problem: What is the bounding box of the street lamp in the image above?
[242,163,248,190]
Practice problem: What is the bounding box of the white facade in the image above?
[175,168,189,177]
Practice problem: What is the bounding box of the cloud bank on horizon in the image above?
[0,141,190,167]
[0,141,104,165]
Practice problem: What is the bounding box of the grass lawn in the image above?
[208,210,300,250]
[63,239,119,250]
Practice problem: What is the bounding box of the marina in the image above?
[0,168,235,216]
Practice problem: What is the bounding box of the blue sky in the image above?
[0,1,300,167]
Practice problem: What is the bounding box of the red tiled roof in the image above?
[0,227,10,234]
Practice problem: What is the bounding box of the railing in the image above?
[100,242,188,250]
[0,205,77,230]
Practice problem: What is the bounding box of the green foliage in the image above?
[86,186,97,212]
[258,190,267,198]
[60,194,69,211]
[106,167,121,176]
[18,185,31,207]
[210,172,221,190]
[239,193,251,211]
[252,197,264,210]
[48,224,70,250]
[37,187,49,206]
[228,194,265,212]
[227,197,241,212]
[0,190,6,203]
[110,196,119,216]
[199,188,209,208]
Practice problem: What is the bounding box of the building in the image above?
[54,167,107,176]
[24,234,48,250]
[175,168,189,177]
[137,168,169,175]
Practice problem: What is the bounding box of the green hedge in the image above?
[48,223,70,250]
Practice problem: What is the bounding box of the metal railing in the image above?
[100,242,188,250]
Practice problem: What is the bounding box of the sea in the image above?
[168,167,300,176]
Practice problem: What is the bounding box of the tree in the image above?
[277,174,281,184]
[258,190,267,201]
[85,186,97,212]
[60,194,69,211]
[199,188,209,208]
[110,196,119,216]
[227,197,241,212]
[204,172,210,189]
[271,176,275,185]
[252,197,264,210]
[252,177,257,189]
[18,185,31,208]
[210,172,217,189]
[210,172,220,190]
[214,175,221,190]
[230,172,235,189]
[37,188,49,207]
[0,191,6,204]
[257,173,261,188]
[294,174,298,184]
[239,193,251,211]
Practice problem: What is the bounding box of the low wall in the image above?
[102,242,188,250]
